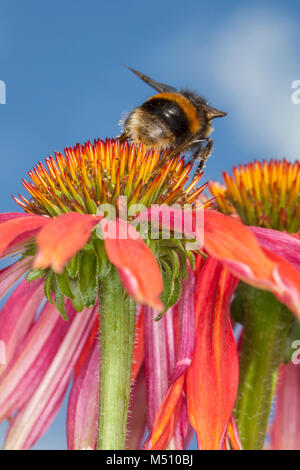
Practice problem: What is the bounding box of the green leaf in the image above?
[79,251,98,307]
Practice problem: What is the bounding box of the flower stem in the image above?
[233,284,292,450]
[97,267,136,450]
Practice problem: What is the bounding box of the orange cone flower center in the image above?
[14,138,208,217]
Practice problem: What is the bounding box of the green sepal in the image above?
[44,270,68,320]
[56,269,73,298]
[26,268,46,282]
[22,242,38,257]
[52,277,68,320]
[159,258,181,315]
[69,278,84,312]
[44,270,54,304]
[168,250,180,281]
[174,242,187,279]
[66,253,79,278]
[79,251,98,307]
[186,251,196,271]
[93,238,111,279]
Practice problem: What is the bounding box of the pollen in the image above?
[14,138,210,217]
[209,160,300,232]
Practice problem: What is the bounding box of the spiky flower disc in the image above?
[209,160,300,232]
[14,138,209,217]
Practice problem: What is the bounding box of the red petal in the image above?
[186,257,239,450]
[102,219,163,311]
[34,212,102,272]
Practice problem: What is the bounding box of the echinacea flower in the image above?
[0,142,300,450]
[207,159,300,449]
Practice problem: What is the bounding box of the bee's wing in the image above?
[125,65,177,93]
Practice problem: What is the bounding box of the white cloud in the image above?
[208,7,300,160]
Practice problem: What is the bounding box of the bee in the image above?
[119,66,227,173]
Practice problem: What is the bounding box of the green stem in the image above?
[233,284,292,450]
[97,267,136,450]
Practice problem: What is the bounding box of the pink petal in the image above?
[34,212,102,272]
[102,219,163,311]
[126,369,147,450]
[144,306,177,431]
[67,340,99,450]
[0,278,44,375]
[0,301,75,420]
[3,305,97,449]
[145,268,195,450]
[0,213,34,224]
[0,257,33,300]
[251,227,300,272]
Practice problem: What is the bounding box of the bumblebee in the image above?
[119,66,227,172]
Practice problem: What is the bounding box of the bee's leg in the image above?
[190,138,213,175]
[118,132,128,143]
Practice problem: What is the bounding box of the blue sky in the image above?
[0,0,300,450]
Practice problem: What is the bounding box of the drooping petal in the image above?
[0,256,34,300]
[0,301,75,420]
[3,305,97,449]
[101,219,163,311]
[146,268,195,450]
[0,215,48,257]
[34,212,102,272]
[0,278,44,375]
[67,340,99,450]
[139,207,300,315]
[203,211,300,319]
[269,363,300,450]
[186,257,239,450]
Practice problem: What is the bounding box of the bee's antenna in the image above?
[124,65,176,93]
